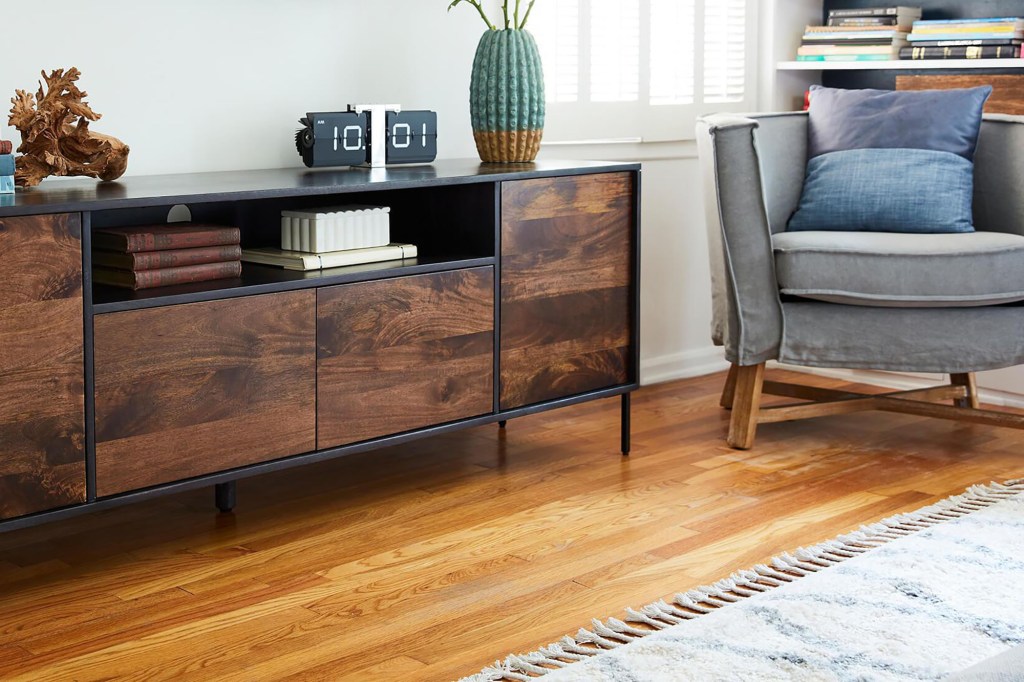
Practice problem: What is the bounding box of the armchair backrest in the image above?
[974,115,1024,237]
[696,112,807,364]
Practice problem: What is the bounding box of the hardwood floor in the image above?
[0,368,1020,681]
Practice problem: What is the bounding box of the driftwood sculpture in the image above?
[8,68,129,187]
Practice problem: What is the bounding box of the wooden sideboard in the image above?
[0,160,640,531]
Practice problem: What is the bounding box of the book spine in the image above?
[913,17,1023,26]
[0,154,14,176]
[828,17,899,27]
[0,175,14,194]
[125,245,243,270]
[900,45,1022,59]
[910,32,1023,42]
[912,25,1019,34]
[0,140,12,154]
[123,227,241,253]
[796,54,892,61]
[828,7,899,18]
[803,32,904,40]
[909,38,1021,47]
[131,261,242,290]
[799,45,896,55]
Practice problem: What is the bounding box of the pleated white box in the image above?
[280,205,390,253]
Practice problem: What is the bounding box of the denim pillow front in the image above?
[787,85,991,234]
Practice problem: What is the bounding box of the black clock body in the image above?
[297,111,369,167]
[296,109,438,168]
[384,111,438,164]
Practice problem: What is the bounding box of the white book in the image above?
[241,243,418,271]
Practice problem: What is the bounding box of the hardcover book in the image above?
[241,243,417,271]
[93,261,243,290]
[0,154,14,176]
[828,6,922,20]
[900,45,1022,59]
[909,38,1022,47]
[93,224,241,253]
[92,244,243,271]
[0,140,11,154]
[828,17,901,27]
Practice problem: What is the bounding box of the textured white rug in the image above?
[463,480,1024,682]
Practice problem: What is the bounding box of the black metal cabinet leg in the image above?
[498,420,507,429]
[621,393,631,456]
[215,481,236,513]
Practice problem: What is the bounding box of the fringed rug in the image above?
[462,480,1024,681]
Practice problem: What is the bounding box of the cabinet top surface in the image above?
[0,159,641,217]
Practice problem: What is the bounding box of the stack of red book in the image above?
[92,224,242,290]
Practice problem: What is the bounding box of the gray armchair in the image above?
[696,111,1024,449]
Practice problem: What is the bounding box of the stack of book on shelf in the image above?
[798,6,921,62]
[0,139,14,194]
[241,205,417,271]
[93,224,242,290]
[902,17,1023,60]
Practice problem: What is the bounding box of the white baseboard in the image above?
[639,351,1024,409]
[641,346,729,386]
[772,363,1024,410]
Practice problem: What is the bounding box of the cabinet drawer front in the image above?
[94,291,316,496]
[500,173,634,410]
[0,214,85,520]
[317,268,494,449]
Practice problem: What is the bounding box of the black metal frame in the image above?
[2,383,638,533]
[1,162,642,534]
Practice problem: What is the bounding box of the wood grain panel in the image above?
[317,268,494,449]
[0,214,84,520]
[897,75,1024,115]
[94,291,316,496]
[500,173,634,410]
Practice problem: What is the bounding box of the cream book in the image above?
[241,243,417,271]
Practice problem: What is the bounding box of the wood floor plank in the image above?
[0,368,1020,680]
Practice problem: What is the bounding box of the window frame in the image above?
[534,0,760,144]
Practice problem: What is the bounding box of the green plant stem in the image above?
[466,0,496,30]
[519,0,536,29]
[514,0,521,28]
[502,1,510,29]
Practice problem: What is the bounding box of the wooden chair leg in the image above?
[950,373,980,409]
[720,363,738,409]
[727,363,765,450]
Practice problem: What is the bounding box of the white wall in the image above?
[3,0,725,386]
[1,0,485,172]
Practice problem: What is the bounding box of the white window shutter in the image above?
[531,0,756,142]
[703,0,747,103]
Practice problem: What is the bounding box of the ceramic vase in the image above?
[470,29,545,163]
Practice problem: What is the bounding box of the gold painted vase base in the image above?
[474,129,543,163]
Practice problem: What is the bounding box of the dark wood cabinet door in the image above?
[317,268,494,449]
[94,291,316,496]
[500,172,634,410]
[0,214,85,520]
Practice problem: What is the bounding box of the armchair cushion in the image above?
[773,230,1024,307]
[787,85,991,234]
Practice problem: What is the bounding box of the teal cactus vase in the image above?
[470,29,545,163]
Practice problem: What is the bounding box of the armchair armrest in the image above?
[697,113,796,365]
[974,114,1024,237]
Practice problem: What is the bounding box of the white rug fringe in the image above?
[458,478,1024,682]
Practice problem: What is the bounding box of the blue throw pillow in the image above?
[787,84,991,234]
